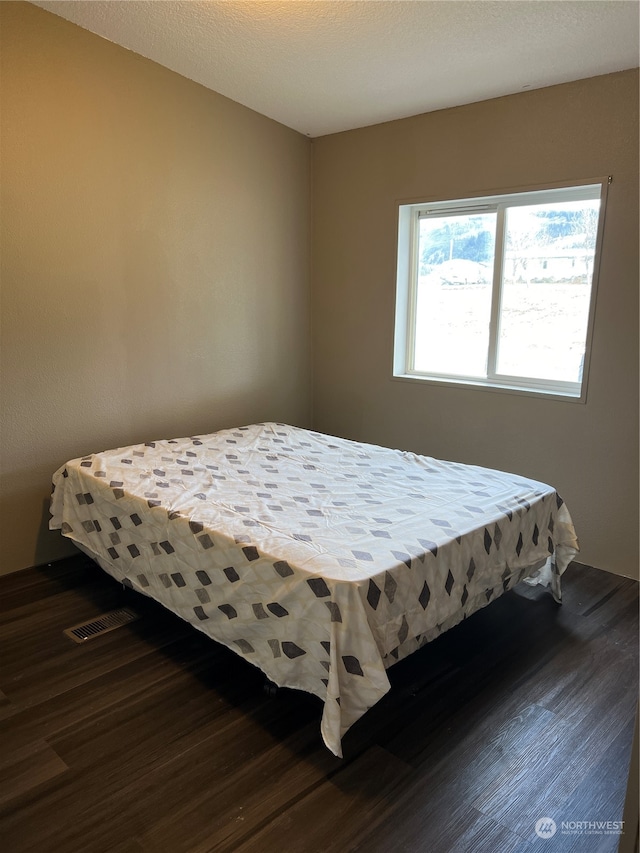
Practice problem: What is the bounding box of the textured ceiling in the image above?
[32,1,640,137]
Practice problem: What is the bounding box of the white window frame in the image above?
[393,178,609,402]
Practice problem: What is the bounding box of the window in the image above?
[393,180,608,400]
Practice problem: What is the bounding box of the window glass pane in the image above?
[497,199,600,383]
[414,212,496,376]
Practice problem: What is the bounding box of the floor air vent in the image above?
[63,607,139,644]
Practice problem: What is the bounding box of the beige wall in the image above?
[312,70,639,579]
[0,3,312,574]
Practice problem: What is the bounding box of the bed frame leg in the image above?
[116,580,134,607]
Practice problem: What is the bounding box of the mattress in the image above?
[50,423,579,756]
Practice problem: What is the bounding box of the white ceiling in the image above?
[32,0,639,138]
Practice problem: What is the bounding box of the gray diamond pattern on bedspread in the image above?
[50,423,578,757]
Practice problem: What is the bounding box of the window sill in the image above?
[392,372,586,403]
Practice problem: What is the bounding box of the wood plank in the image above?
[0,688,18,722]
[426,809,527,853]
[0,594,196,709]
[0,556,102,614]
[137,720,340,853]
[351,807,530,853]
[0,740,68,808]
[533,718,634,853]
[351,700,557,852]
[508,610,637,721]
[1,694,326,852]
[559,563,637,619]
[109,841,145,853]
[230,745,412,853]
[471,678,636,836]
[0,632,225,756]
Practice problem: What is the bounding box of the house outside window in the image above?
[393,180,608,401]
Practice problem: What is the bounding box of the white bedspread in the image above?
[50,423,578,756]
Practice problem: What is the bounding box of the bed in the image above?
[50,422,578,756]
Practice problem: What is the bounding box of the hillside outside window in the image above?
[393,180,608,400]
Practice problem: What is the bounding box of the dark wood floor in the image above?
[0,555,637,853]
